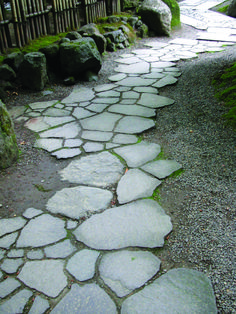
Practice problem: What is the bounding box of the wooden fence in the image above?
[0,0,121,53]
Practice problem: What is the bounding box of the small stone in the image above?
[0,217,26,237]
[141,160,182,179]
[64,139,83,147]
[67,220,78,229]
[1,258,23,274]
[152,75,178,88]
[7,249,24,258]
[27,249,44,260]
[51,148,82,159]
[81,130,113,141]
[0,232,18,248]
[28,295,50,314]
[112,134,138,144]
[0,289,32,313]
[138,93,174,108]
[44,239,76,258]
[83,142,104,152]
[23,207,43,219]
[0,277,21,298]
[115,116,155,134]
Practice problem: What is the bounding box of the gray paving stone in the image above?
[169,38,199,46]
[133,86,158,94]
[115,116,155,134]
[114,142,161,167]
[83,142,104,152]
[18,260,67,298]
[86,103,109,113]
[121,268,217,314]
[0,277,21,298]
[55,103,64,109]
[44,239,76,258]
[25,117,50,133]
[82,130,113,141]
[16,214,66,248]
[138,94,175,108]
[117,169,161,204]
[60,151,125,187]
[94,83,116,92]
[27,111,41,117]
[0,249,5,260]
[44,116,75,126]
[97,90,120,98]
[51,148,82,159]
[62,87,95,104]
[44,107,71,117]
[112,134,138,144]
[64,138,83,147]
[28,295,50,314]
[115,62,150,74]
[115,56,141,64]
[67,220,78,229]
[51,283,117,314]
[99,250,161,297]
[23,207,43,219]
[34,138,63,152]
[120,99,137,105]
[151,61,175,68]
[0,232,18,249]
[27,249,44,260]
[106,143,120,149]
[74,199,172,250]
[72,107,95,119]
[115,77,156,86]
[152,75,178,88]
[141,159,182,179]
[108,104,156,117]
[108,73,127,82]
[122,91,140,99]
[39,122,81,138]
[92,97,119,104]
[0,217,26,237]
[28,100,58,110]
[1,258,23,274]
[7,249,24,258]
[8,106,26,119]
[81,112,122,132]
[0,289,33,314]
[142,72,165,79]
[66,249,100,281]
[0,269,2,279]
[47,186,113,219]
[114,86,131,92]
[164,70,182,77]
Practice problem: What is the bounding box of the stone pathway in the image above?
[1,1,236,312]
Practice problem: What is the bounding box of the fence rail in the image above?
[0,0,121,53]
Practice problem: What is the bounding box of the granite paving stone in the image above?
[115,116,155,134]
[86,103,109,113]
[81,130,113,141]
[114,56,141,64]
[114,62,150,74]
[0,277,21,298]
[27,249,44,260]
[22,207,43,219]
[0,217,26,237]
[92,97,119,104]
[7,249,24,258]
[115,77,156,86]
[0,289,33,313]
[44,239,76,258]
[151,61,175,68]
[112,134,138,144]
[108,73,127,82]
[34,138,63,152]
[39,121,81,138]
[152,75,178,88]
[51,148,82,159]
[141,159,182,179]
[0,250,5,260]
[47,186,113,219]
[99,250,161,297]
[108,104,156,117]
[120,99,137,105]
[64,138,83,147]
[83,142,104,152]
[122,91,140,99]
[28,295,50,314]
[1,258,24,274]
[74,199,172,250]
[94,83,116,92]
[81,112,122,132]
[72,107,95,119]
[18,260,67,297]
[66,249,100,281]
[0,232,19,249]
[138,94,175,108]
[44,107,71,117]
[114,86,131,92]
[133,86,158,93]
[61,87,95,104]
[97,90,120,98]
[28,100,58,110]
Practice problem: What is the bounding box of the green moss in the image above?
[34,184,51,192]
[218,5,229,13]
[162,0,181,27]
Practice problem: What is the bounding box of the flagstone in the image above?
[138,94,175,108]
[81,130,113,141]
[51,148,82,159]
[142,72,165,79]
[164,71,182,77]
[66,249,100,281]
[96,90,120,98]
[141,159,182,179]
[27,249,44,260]
[120,99,137,105]
[51,284,117,314]
[106,143,120,149]
[86,103,109,113]
[117,169,161,204]
[115,56,141,64]
[61,87,95,104]
[151,61,175,68]
[64,138,83,147]
[115,116,155,134]
[112,134,138,144]
[99,250,161,297]
[23,207,43,218]
[92,97,120,104]
[1,258,23,274]
[160,55,181,62]
[122,91,140,99]
[34,138,63,152]
[28,296,50,314]
[114,141,161,167]
[108,73,127,82]
[60,151,125,187]
[44,107,71,117]
[121,268,217,314]
[169,38,199,46]
[0,277,21,298]
[74,199,172,250]
[18,260,67,298]
[47,186,113,219]
[115,86,131,92]
[0,249,5,260]
[43,116,75,127]
[133,86,158,94]
[0,217,26,237]
[0,232,18,249]
[72,107,95,119]
[94,83,116,92]
[28,100,58,110]
[7,249,24,258]
[16,214,66,248]
[115,62,150,74]
[108,104,156,117]
[39,122,80,138]
[152,75,178,88]
[44,239,76,258]
[0,289,33,314]
[115,77,156,86]
[83,142,104,152]
[81,112,122,132]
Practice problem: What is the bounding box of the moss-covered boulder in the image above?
[78,24,107,54]
[0,100,18,169]
[3,52,24,72]
[0,64,16,81]
[162,0,180,27]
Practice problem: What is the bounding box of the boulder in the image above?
[0,100,18,169]
[0,64,16,81]
[78,24,107,54]
[162,0,180,27]
[39,44,60,72]
[228,0,236,17]
[66,31,82,40]
[107,15,121,23]
[128,16,139,28]
[20,52,48,91]
[123,0,140,10]
[78,23,99,35]
[104,30,126,44]
[137,23,149,38]
[3,52,24,72]
[59,37,102,77]
[138,0,172,36]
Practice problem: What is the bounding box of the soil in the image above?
[0,24,235,313]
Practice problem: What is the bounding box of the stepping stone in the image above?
[114,56,141,64]
[7,249,24,258]
[62,87,95,104]
[122,91,140,99]
[114,142,161,167]
[117,169,161,204]
[138,94,175,108]
[151,61,175,68]
[72,107,95,119]
[99,250,161,297]
[0,278,21,298]
[51,148,82,159]
[82,130,113,141]
[23,207,43,219]
[133,86,158,94]
[115,116,155,134]
[66,249,100,281]
[51,284,117,314]
[44,239,76,258]
[115,77,156,87]
[81,112,122,132]
[83,142,104,152]
[27,249,44,260]
[0,232,18,249]
[115,86,131,92]
[108,104,156,117]
[112,134,138,144]
[64,139,83,147]
[97,90,120,98]
[25,116,75,133]
[18,260,67,298]
[169,38,199,46]
[152,75,178,88]
[120,99,136,105]
[121,268,217,314]
[74,199,172,250]
[94,83,116,92]
[28,296,50,314]
[60,151,125,187]
[0,289,32,314]
[34,138,63,152]
[39,121,81,139]
[142,72,165,79]
[86,103,109,113]
[92,97,119,104]
[1,258,23,274]
[28,100,58,110]
[108,73,127,82]
[47,186,113,219]
[115,62,150,74]
[16,214,66,248]
[0,217,26,237]
[141,160,182,179]
[44,107,70,117]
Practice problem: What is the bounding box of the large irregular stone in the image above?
[39,121,81,138]
[138,0,172,36]
[0,289,33,313]
[228,0,236,17]
[115,62,150,74]
[34,138,63,152]
[0,100,19,169]
[104,30,126,44]
[108,104,156,117]
[141,159,182,179]
[99,250,161,297]
[60,151,125,187]
[117,169,161,204]
[47,186,113,219]
[0,216,26,237]
[44,239,76,258]
[153,75,178,88]
[80,112,122,132]
[0,277,21,298]
[115,116,155,134]
[16,214,66,248]
[28,295,50,314]
[3,51,24,72]
[78,23,107,54]
[0,232,18,249]
[0,64,16,81]
[62,86,95,103]
[121,268,217,313]
[138,93,175,108]
[73,199,172,250]
[18,260,67,298]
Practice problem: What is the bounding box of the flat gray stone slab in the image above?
[28,100,58,110]
[60,151,125,187]
[133,86,158,94]
[23,207,43,219]
[0,217,26,237]
[115,62,150,74]
[122,91,140,99]
[115,56,141,64]
[99,250,161,297]
[34,138,63,152]
[25,116,74,132]
[117,169,161,204]
[108,105,156,117]
[142,72,164,79]
[0,232,18,249]
[39,122,81,139]
[44,107,70,117]
[115,116,155,134]
[152,75,178,88]
[74,199,172,250]
[92,97,119,104]
[121,268,217,314]
[81,112,122,132]
[51,148,82,159]
[86,103,109,113]
[0,289,32,313]
[47,186,113,219]
[116,77,156,86]
[1,258,23,274]
[141,160,182,179]
[16,214,66,248]
[64,138,83,147]
[72,107,95,119]
[62,87,95,104]
[108,73,127,82]
[113,134,138,144]
[0,277,21,298]
[18,260,67,298]
[27,249,44,260]
[83,142,104,152]
[44,239,76,258]
[7,249,24,258]
[66,249,100,281]
[114,142,161,167]
[94,83,116,92]
[151,61,176,68]
[82,130,113,141]
[97,90,120,98]
[138,94,175,108]
[28,295,50,314]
